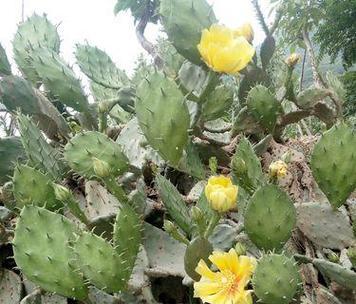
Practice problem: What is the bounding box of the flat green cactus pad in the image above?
[13,206,87,299]
[13,164,60,210]
[253,253,301,304]
[311,123,356,209]
[244,184,296,250]
[136,72,190,166]
[13,13,60,84]
[64,131,129,178]
[160,0,216,65]
[73,232,128,293]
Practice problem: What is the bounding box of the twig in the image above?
[136,5,163,69]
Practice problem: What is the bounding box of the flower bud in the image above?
[191,206,204,223]
[205,175,238,213]
[281,150,292,163]
[269,160,288,179]
[52,183,72,201]
[209,157,218,175]
[163,220,176,234]
[326,251,339,263]
[285,53,301,68]
[92,157,111,178]
[234,23,254,43]
[235,242,247,256]
[231,157,247,176]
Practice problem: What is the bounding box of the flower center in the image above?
[221,270,240,295]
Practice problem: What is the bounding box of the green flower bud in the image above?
[235,242,246,256]
[326,251,339,263]
[92,157,111,178]
[191,206,204,222]
[163,220,176,234]
[209,157,218,174]
[52,183,72,201]
[231,157,247,176]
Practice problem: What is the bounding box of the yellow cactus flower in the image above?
[194,248,256,304]
[269,160,288,179]
[234,23,254,43]
[285,53,301,67]
[197,24,255,75]
[205,175,238,213]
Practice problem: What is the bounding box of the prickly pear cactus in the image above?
[244,184,296,251]
[12,13,60,83]
[13,206,88,299]
[0,1,355,303]
[311,123,356,209]
[75,43,129,89]
[64,131,129,178]
[160,0,216,65]
[253,253,301,304]
[12,164,60,210]
[247,85,282,132]
[136,72,190,166]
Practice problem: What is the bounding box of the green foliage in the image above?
[315,0,356,67]
[114,0,160,23]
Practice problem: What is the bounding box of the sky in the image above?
[0,0,272,75]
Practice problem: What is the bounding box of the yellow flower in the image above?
[234,23,254,43]
[269,160,288,179]
[197,24,255,75]
[285,53,301,67]
[194,248,256,304]
[205,175,238,213]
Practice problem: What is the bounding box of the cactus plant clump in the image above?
[0,1,355,303]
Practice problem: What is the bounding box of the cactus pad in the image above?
[0,137,26,184]
[64,131,129,179]
[75,43,128,89]
[311,123,356,209]
[244,185,296,251]
[160,0,216,65]
[136,72,190,165]
[13,164,60,210]
[113,205,142,284]
[231,137,265,193]
[13,206,87,299]
[296,202,354,249]
[253,253,301,304]
[0,76,41,114]
[12,13,60,83]
[31,48,89,112]
[247,85,282,132]
[17,114,65,180]
[184,237,213,280]
[202,85,234,121]
[0,43,11,76]
[155,175,192,235]
[73,232,128,293]
[313,259,356,290]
